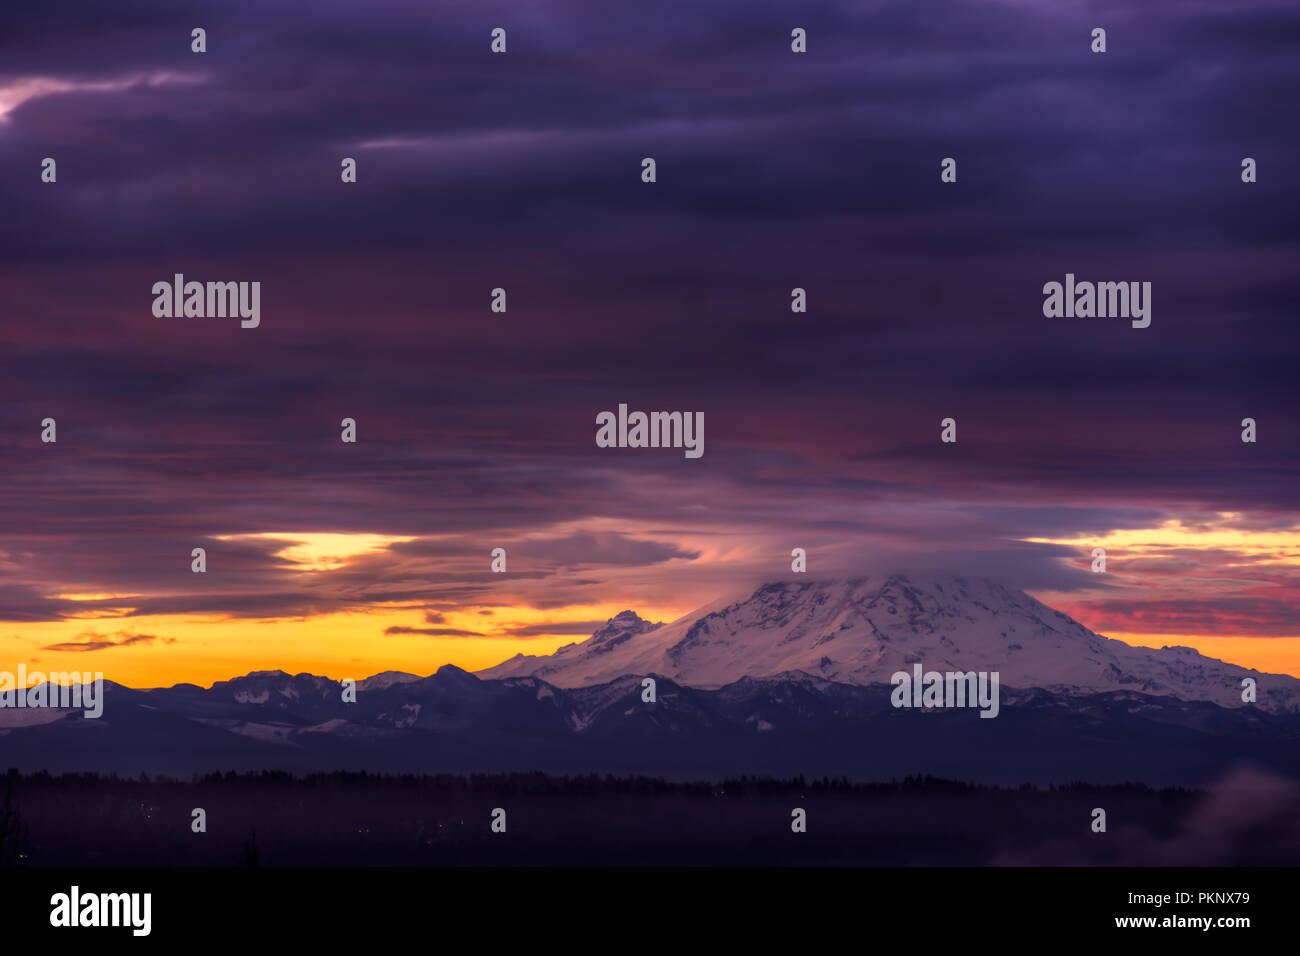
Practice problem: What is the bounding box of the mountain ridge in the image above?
[3,665,1299,785]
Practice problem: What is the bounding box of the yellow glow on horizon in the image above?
[1107,632,1300,677]
[4,606,1298,687]
[0,601,678,689]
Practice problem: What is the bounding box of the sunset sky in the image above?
[1,0,1297,688]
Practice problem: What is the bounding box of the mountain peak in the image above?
[434,663,478,682]
[473,574,1300,713]
[588,610,662,647]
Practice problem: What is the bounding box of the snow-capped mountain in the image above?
[5,575,1297,783]
[477,575,1300,713]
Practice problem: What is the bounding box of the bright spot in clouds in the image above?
[216,532,416,571]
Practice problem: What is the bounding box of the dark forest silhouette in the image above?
[8,767,1291,866]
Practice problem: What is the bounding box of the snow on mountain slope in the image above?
[476,575,1300,713]
[480,609,666,682]
[359,671,422,691]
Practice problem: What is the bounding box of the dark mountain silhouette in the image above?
[2,667,1298,785]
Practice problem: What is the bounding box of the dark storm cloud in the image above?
[382,625,486,638]
[42,630,173,652]
[0,0,1296,627]
[497,620,608,638]
[1064,597,1300,637]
